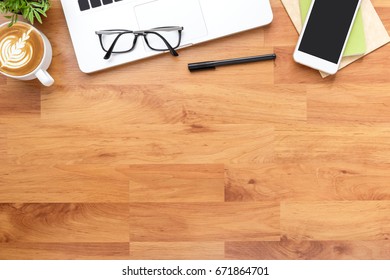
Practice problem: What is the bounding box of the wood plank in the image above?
[225,163,390,201]
[372,0,390,8]
[275,124,390,164]
[0,85,40,118]
[0,125,7,164]
[0,165,129,203]
[225,240,390,259]
[264,7,299,47]
[129,202,279,242]
[6,122,274,165]
[0,243,129,260]
[270,0,284,8]
[0,203,129,242]
[377,7,390,30]
[41,84,306,125]
[119,164,225,202]
[281,201,390,240]
[130,242,224,260]
[308,84,390,124]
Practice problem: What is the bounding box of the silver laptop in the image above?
[61,0,273,73]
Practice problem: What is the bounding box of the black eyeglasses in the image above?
[95,26,184,60]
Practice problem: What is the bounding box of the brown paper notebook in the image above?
[281,0,390,78]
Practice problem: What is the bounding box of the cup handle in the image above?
[35,69,54,87]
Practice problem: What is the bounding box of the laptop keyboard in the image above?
[78,0,123,11]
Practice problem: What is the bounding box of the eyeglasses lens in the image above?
[101,32,135,52]
[146,31,180,50]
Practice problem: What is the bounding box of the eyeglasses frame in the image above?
[95,26,184,60]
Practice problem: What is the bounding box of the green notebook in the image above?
[299,0,366,56]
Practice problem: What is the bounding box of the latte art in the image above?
[0,29,33,69]
[0,23,44,76]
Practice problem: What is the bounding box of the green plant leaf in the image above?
[1,0,51,25]
[33,10,42,23]
[35,8,47,17]
[30,2,44,8]
[28,10,34,24]
[23,8,29,18]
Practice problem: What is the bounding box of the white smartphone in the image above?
[293,0,362,74]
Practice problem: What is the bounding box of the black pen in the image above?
[188,53,276,72]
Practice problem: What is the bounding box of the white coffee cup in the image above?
[0,21,54,86]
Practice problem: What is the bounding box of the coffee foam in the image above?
[0,23,44,76]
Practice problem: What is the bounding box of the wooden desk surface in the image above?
[1,0,390,260]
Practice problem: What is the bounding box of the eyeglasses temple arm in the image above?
[149,26,183,32]
[148,32,179,56]
[103,34,123,60]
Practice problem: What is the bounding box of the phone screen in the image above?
[298,0,360,64]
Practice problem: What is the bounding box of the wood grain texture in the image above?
[0,165,129,203]
[275,124,390,163]
[0,243,129,260]
[0,126,7,164]
[225,162,390,201]
[0,85,40,118]
[41,84,306,125]
[225,240,390,260]
[123,164,225,202]
[129,202,279,242]
[281,201,390,240]
[5,122,274,165]
[0,0,390,259]
[0,204,129,242]
[264,6,298,46]
[129,242,224,260]
[307,84,390,124]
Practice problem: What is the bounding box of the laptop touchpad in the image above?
[134,0,208,50]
